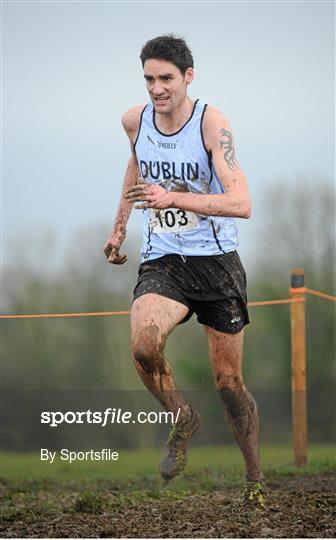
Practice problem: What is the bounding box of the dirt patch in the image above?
[1,472,335,538]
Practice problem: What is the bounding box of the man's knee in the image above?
[215,371,243,393]
[215,372,248,415]
[215,372,257,422]
[133,344,161,374]
[132,325,166,374]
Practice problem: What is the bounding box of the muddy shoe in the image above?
[159,407,202,480]
[243,473,266,510]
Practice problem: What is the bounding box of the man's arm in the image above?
[103,106,143,264]
[125,107,251,218]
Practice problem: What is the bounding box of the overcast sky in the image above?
[3,0,334,268]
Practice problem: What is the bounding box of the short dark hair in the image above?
[140,34,194,75]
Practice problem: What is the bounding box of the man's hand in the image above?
[103,238,127,265]
[125,183,173,210]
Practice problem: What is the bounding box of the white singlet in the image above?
[134,99,239,261]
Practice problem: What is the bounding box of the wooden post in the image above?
[290,268,308,466]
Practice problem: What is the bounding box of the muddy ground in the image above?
[1,472,335,538]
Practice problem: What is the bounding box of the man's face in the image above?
[143,59,193,114]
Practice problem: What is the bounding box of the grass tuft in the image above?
[73,491,104,513]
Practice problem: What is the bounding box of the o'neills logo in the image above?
[158,141,177,149]
[140,160,199,181]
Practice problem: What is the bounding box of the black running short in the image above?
[133,251,249,334]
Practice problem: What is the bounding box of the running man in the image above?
[104,34,265,507]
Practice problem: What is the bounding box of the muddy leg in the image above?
[206,326,262,481]
[131,293,191,422]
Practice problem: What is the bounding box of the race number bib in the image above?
[149,208,199,234]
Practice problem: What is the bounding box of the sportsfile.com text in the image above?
[41,408,181,427]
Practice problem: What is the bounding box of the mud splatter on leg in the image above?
[205,327,262,482]
[133,327,189,420]
[217,374,261,481]
[131,295,192,424]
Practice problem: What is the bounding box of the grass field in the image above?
[1,446,335,538]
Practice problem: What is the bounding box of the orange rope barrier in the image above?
[0,311,131,320]
[248,298,305,307]
[305,288,336,302]
[0,298,306,319]
[289,286,336,301]
[0,288,333,320]
[289,287,307,295]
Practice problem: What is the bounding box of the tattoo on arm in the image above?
[219,128,238,171]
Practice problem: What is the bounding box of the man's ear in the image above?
[185,67,194,85]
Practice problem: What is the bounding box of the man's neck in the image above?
[154,96,195,134]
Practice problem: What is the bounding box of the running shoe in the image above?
[243,473,266,509]
[159,406,202,480]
